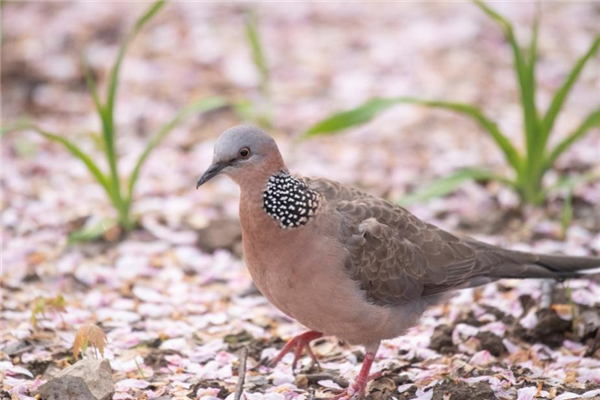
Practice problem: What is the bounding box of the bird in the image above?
[196,125,600,399]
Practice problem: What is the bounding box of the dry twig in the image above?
[305,373,349,388]
[234,346,249,400]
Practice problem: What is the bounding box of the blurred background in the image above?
[2,2,600,399]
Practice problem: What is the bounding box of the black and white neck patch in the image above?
[263,171,320,229]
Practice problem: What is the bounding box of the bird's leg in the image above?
[330,342,380,399]
[303,339,321,368]
[269,330,323,370]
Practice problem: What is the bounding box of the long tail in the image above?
[469,240,600,280]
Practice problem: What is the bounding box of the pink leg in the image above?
[269,330,323,370]
[330,343,379,399]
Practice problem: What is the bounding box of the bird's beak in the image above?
[196,162,227,189]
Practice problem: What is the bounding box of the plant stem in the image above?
[118,207,134,232]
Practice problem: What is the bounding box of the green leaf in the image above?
[80,56,112,158]
[542,35,600,141]
[544,170,599,195]
[232,98,255,121]
[397,168,512,206]
[68,218,117,244]
[22,125,119,207]
[232,98,272,129]
[134,357,146,379]
[545,170,598,228]
[545,108,600,170]
[474,1,538,159]
[80,56,105,119]
[305,97,523,173]
[526,9,542,152]
[106,0,166,117]
[133,0,166,32]
[560,188,573,239]
[519,8,546,196]
[304,98,399,136]
[245,10,269,97]
[527,8,540,86]
[103,0,166,205]
[124,97,227,207]
[1,118,32,136]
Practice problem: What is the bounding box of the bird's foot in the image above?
[331,374,386,400]
[328,351,378,399]
[269,330,323,370]
[328,381,366,400]
[328,373,382,399]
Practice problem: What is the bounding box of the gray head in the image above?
[196,125,285,188]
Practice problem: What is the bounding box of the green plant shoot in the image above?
[235,9,273,128]
[305,1,600,206]
[6,1,226,234]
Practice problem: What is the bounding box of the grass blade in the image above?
[520,6,545,198]
[545,170,599,196]
[22,125,118,205]
[304,98,399,136]
[133,0,166,32]
[542,35,600,141]
[545,108,600,170]
[125,97,227,207]
[1,118,32,136]
[527,8,540,98]
[474,1,538,159]
[245,10,269,97]
[560,188,573,239]
[80,56,114,154]
[305,97,523,173]
[68,218,117,244]
[398,167,513,206]
[106,0,166,117]
[527,9,542,155]
[80,56,105,118]
[232,99,273,129]
[103,0,166,204]
[406,99,523,172]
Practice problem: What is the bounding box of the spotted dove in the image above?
[196,125,600,399]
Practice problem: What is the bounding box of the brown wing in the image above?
[306,177,499,306]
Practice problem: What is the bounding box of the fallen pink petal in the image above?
[2,2,599,400]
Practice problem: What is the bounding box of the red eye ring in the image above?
[239,147,250,159]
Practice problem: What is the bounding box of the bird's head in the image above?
[196,125,285,189]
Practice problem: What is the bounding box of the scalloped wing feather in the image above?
[305,177,496,306]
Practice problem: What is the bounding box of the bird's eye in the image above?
[238,147,250,159]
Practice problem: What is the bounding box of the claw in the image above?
[329,382,363,399]
[328,380,368,399]
[268,330,323,371]
[327,350,378,399]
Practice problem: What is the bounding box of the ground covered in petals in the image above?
[2,3,600,400]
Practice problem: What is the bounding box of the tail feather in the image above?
[466,239,600,281]
[534,252,600,273]
[496,249,600,280]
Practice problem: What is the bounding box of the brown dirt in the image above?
[429,324,456,355]
[188,380,229,399]
[475,331,506,357]
[513,308,573,348]
[431,381,497,400]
